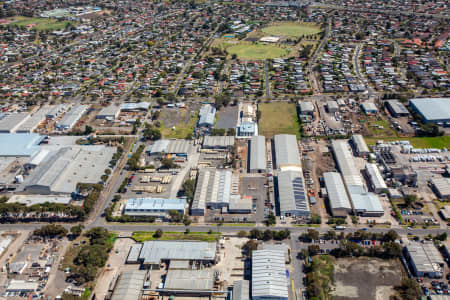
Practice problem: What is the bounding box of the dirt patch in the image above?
[332,257,403,300]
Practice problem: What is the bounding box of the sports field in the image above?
[227,43,289,60]
[262,22,321,38]
[5,16,72,31]
[258,102,300,138]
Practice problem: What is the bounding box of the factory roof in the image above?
[233,280,250,300]
[431,177,450,198]
[249,135,266,171]
[111,270,146,300]
[386,100,409,115]
[277,170,309,215]
[198,104,216,126]
[97,105,121,118]
[252,250,288,299]
[361,102,378,113]
[352,134,369,154]
[274,134,301,169]
[365,163,387,191]
[138,241,216,265]
[323,172,352,210]
[228,195,252,211]
[16,106,52,133]
[164,269,213,291]
[406,242,444,274]
[147,139,190,154]
[203,136,235,148]
[0,113,30,133]
[410,98,450,122]
[327,100,339,110]
[192,169,234,211]
[348,186,383,214]
[0,133,45,157]
[124,198,186,212]
[126,244,143,263]
[8,195,71,206]
[56,105,88,129]
[6,280,39,292]
[120,102,150,111]
[332,140,364,187]
[299,101,314,113]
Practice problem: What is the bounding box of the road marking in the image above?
[291,279,296,300]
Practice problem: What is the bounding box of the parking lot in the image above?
[241,175,270,223]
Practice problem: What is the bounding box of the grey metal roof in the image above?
[299,101,314,113]
[56,105,88,130]
[327,100,339,110]
[203,136,235,148]
[410,98,450,122]
[406,242,444,275]
[233,280,249,300]
[386,100,409,115]
[252,250,288,299]
[332,140,364,187]
[147,139,190,154]
[274,134,301,169]
[138,241,216,265]
[111,271,145,300]
[164,269,213,291]
[352,134,369,154]
[323,172,352,210]
[192,169,233,212]
[365,163,387,191]
[126,244,142,263]
[198,104,216,126]
[124,198,186,216]
[349,190,383,214]
[361,102,378,112]
[431,177,450,198]
[277,170,309,216]
[249,136,266,171]
[0,113,30,133]
[97,105,121,118]
[17,106,53,133]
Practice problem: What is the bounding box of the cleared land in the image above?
[365,136,450,149]
[332,257,403,300]
[132,231,221,242]
[258,102,300,138]
[5,16,73,31]
[160,110,197,139]
[227,43,289,60]
[262,22,322,37]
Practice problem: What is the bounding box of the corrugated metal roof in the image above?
[147,139,189,154]
[124,198,186,215]
[410,98,450,122]
[233,280,249,300]
[299,101,314,113]
[431,177,450,198]
[350,191,383,214]
[164,269,213,290]
[56,105,88,130]
[192,169,233,212]
[17,106,53,133]
[203,136,235,148]
[198,104,216,126]
[352,134,369,154]
[277,170,309,216]
[111,271,145,300]
[323,172,352,210]
[126,244,142,263]
[406,242,444,274]
[97,105,121,118]
[120,102,150,111]
[249,136,266,171]
[252,250,288,299]
[0,113,30,133]
[274,134,300,169]
[332,140,364,186]
[361,102,378,112]
[365,163,387,191]
[0,133,45,157]
[386,100,409,115]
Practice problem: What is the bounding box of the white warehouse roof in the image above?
[139,241,216,265]
[249,136,266,172]
[332,140,364,187]
[252,250,288,300]
[352,134,369,155]
[365,163,387,191]
[274,134,300,169]
[323,172,352,210]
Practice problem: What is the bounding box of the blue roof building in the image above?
[409,98,450,124]
[124,198,186,218]
[238,121,255,137]
[0,133,45,157]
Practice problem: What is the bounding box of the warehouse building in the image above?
[0,134,45,157]
[385,100,409,117]
[198,104,216,128]
[351,134,370,157]
[0,113,30,133]
[228,195,252,214]
[163,269,213,294]
[191,169,235,215]
[8,195,71,206]
[299,101,314,116]
[248,135,266,173]
[430,177,450,200]
[146,139,190,159]
[323,172,352,217]
[137,241,217,268]
[409,98,450,124]
[331,140,383,217]
[233,280,250,300]
[96,105,121,120]
[273,134,301,170]
[277,170,309,217]
[365,163,387,193]
[361,102,378,114]
[123,198,186,219]
[23,146,115,194]
[55,105,88,131]
[16,106,53,133]
[252,250,288,300]
[110,270,146,300]
[238,121,256,137]
[120,102,150,112]
[46,104,66,119]
[326,101,339,113]
[404,242,444,278]
[6,280,38,294]
[202,136,235,149]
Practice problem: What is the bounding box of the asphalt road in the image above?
[264,60,271,99]
[353,43,375,97]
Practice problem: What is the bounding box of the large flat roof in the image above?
[274,134,300,169]
[352,134,369,154]
[0,133,45,157]
[124,198,186,213]
[0,113,30,133]
[332,140,364,186]
[198,104,216,126]
[323,172,352,210]
[249,135,266,171]
[147,139,190,154]
[431,177,450,198]
[365,163,387,191]
[111,271,145,300]
[203,136,235,148]
[139,241,216,265]
[164,269,213,291]
[192,169,233,211]
[252,250,288,299]
[410,98,450,122]
[406,242,444,274]
[8,195,71,206]
[277,170,309,216]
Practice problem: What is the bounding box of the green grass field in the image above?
[258,102,300,138]
[262,22,322,38]
[162,111,197,139]
[365,136,450,149]
[366,118,398,138]
[132,231,221,242]
[227,43,289,60]
[6,16,72,31]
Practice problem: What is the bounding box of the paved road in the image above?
[264,60,271,99]
[353,43,375,97]
[308,18,330,94]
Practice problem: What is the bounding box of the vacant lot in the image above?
[160,109,197,139]
[365,117,398,138]
[258,102,300,138]
[332,257,404,300]
[5,16,73,31]
[132,231,221,242]
[365,136,450,149]
[227,43,289,60]
[262,22,322,37]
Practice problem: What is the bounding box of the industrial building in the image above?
[323,172,352,217]
[198,104,216,128]
[385,100,409,117]
[351,134,370,157]
[191,169,236,215]
[120,102,150,111]
[326,101,339,113]
[6,280,38,294]
[135,241,217,268]
[409,98,450,124]
[202,136,235,149]
[46,104,66,119]
[228,195,252,214]
[0,134,45,157]
[365,163,387,193]
[55,105,88,131]
[361,102,378,114]
[0,113,30,133]
[96,105,121,120]
[123,198,186,218]
[440,206,450,221]
[110,270,146,300]
[238,121,256,137]
[8,195,71,206]
[163,269,213,293]
[299,101,314,116]
[23,145,115,194]
[16,106,53,133]
[404,242,445,278]
[251,250,288,300]
[331,140,383,217]
[248,135,266,173]
[273,134,301,170]
[277,170,309,217]
[430,177,450,200]
[146,139,190,159]
[233,280,250,300]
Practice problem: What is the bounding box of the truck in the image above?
[335,226,346,230]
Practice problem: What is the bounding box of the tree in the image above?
[34,224,68,238]
[382,230,399,242]
[154,229,163,238]
[249,229,263,240]
[84,125,94,135]
[237,230,248,238]
[267,214,276,226]
[382,242,402,258]
[307,245,321,256]
[300,229,320,242]
[160,158,179,169]
[263,229,273,241]
[242,239,258,256]
[324,230,337,240]
[70,225,84,237]
[395,278,422,300]
[185,228,190,234]
[182,179,196,204]
[183,216,192,226]
[168,210,183,222]
[403,195,416,208]
[143,125,161,141]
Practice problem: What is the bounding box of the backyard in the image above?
[258,102,301,138]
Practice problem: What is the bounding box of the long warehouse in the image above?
[277,170,309,217]
[323,172,352,217]
[273,134,301,170]
[365,163,387,194]
[252,250,288,300]
[351,134,370,157]
[249,135,266,173]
